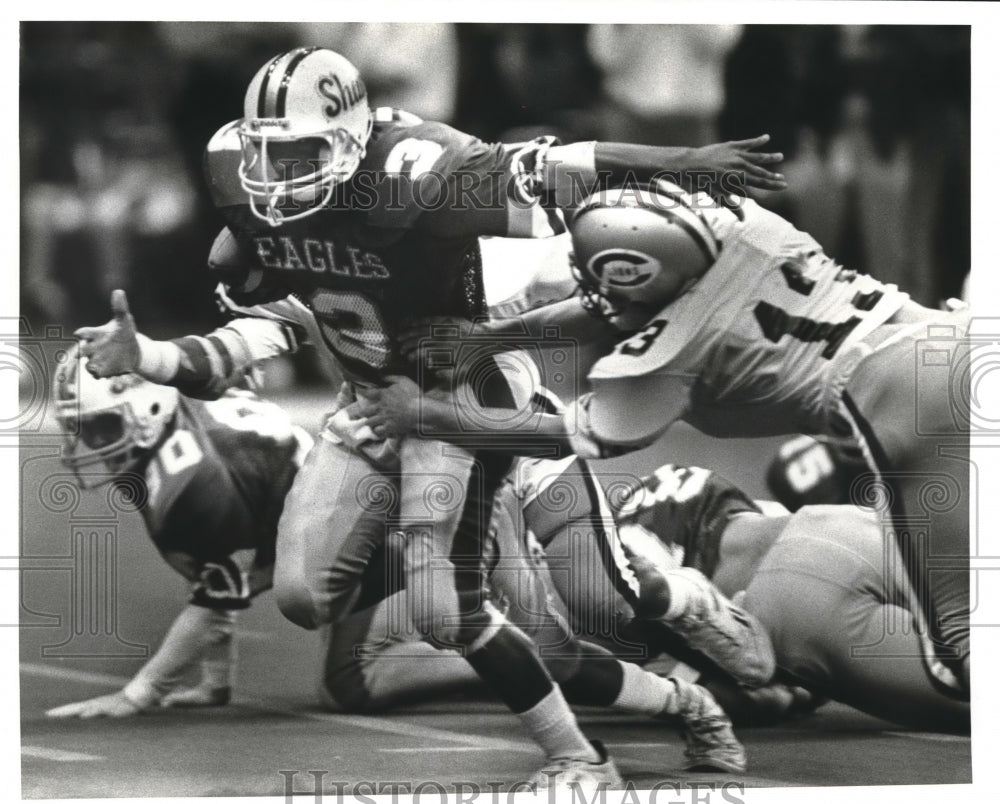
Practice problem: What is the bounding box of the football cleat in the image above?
[665,678,747,773]
[663,567,775,688]
[530,740,623,793]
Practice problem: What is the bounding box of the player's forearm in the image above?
[542,142,695,207]
[415,395,574,453]
[563,391,668,460]
[123,605,236,709]
[134,318,292,400]
[486,297,618,346]
[594,142,696,184]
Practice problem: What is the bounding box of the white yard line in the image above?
[884,731,970,743]
[239,700,537,752]
[22,746,104,762]
[379,746,536,753]
[22,661,525,750]
[20,662,130,687]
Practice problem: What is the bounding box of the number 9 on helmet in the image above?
[568,181,720,326]
[238,47,373,227]
[53,345,180,488]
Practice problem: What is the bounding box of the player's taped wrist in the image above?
[543,142,598,209]
[135,334,182,383]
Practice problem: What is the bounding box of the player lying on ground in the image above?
[45,347,312,718]
[320,453,968,734]
[388,179,972,701]
[49,353,759,774]
[74,45,786,790]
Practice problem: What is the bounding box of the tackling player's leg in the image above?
[738,505,969,732]
[840,308,971,696]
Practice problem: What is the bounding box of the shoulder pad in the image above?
[360,119,484,227]
[363,118,480,177]
[372,106,424,127]
[204,120,244,209]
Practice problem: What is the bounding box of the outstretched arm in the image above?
[45,605,236,719]
[74,290,296,399]
[544,135,785,208]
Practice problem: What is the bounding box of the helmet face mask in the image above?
[568,183,719,326]
[237,48,373,227]
[54,347,180,488]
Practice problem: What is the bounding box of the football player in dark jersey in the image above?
[764,435,871,511]
[44,347,312,718]
[74,46,786,788]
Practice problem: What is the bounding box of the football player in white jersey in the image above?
[377,179,971,703]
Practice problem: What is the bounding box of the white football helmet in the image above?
[569,181,720,325]
[53,345,180,487]
[238,47,373,227]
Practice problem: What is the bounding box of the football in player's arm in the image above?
[45,348,312,719]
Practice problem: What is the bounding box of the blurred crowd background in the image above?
[19,22,970,384]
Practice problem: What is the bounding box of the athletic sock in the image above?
[612,660,685,716]
[518,686,602,762]
[465,628,599,762]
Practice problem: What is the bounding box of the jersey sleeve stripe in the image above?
[193,336,227,382]
[206,334,236,378]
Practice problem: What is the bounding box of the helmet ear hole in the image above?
[151,403,160,415]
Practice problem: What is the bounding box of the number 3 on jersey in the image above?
[310,289,393,369]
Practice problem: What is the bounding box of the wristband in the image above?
[136,334,182,383]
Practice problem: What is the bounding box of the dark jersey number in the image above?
[620,319,668,358]
[754,258,882,360]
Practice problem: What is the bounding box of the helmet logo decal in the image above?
[317,74,367,120]
[587,249,662,288]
